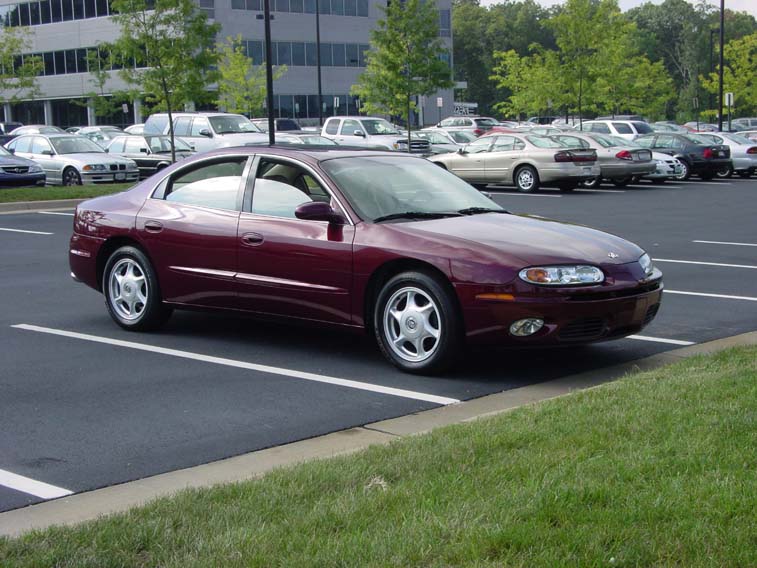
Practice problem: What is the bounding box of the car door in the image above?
[27,137,61,180]
[484,135,524,182]
[123,137,154,176]
[235,155,355,325]
[447,137,491,181]
[136,155,250,308]
[335,119,365,146]
[188,117,215,153]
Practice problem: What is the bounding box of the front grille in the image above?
[409,140,431,152]
[566,281,661,302]
[643,303,660,325]
[109,164,117,171]
[2,166,29,174]
[559,317,606,341]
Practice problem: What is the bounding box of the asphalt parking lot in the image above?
[1,175,756,513]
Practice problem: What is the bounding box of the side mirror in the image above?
[104,148,109,153]
[436,123,441,127]
[294,201,345,224]
[457,146,466,154]
[353,130,365,137]
[7,148,14,154]
[199,129,212,138]
[41,150,54,156]
[139,147,148,153]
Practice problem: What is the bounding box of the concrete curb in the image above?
[0,199,85,214]
[2,330,756,537]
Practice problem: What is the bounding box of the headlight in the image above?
[82,164,106,171]
[639,253,654,277]
[28,165,43,173]
[519,265,604,285]
[656,160,666,167]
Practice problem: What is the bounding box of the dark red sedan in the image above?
[70,147,663,373]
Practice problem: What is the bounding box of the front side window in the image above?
[190,118,211,136]
[208,115,260,134]
[30,137,53,154]
[252,159,331,218]
[166,158,247,211]
[361,119,399,135]
[8,137,32,153]
[465,138,492,154]
[108,138,126,153]
[340,119,363,136]
[124,138,148,153]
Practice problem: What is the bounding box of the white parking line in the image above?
[38,211,75,216]
[486,191,562,198]
[691,181,733,186]
[628,335,695,346]
[0,227,53,235]
[574,188,626,193]
[0,468,73,499]
[693,240,757,247]
[12,324,460,406]
[666,290,757,302]
[654,258,757,270]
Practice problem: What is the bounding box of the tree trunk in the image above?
[161,76,176,163]
[578,72,583,131]
[407,93,412,154]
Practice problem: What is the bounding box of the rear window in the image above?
[144,115,169,135]
[632,122,653,134]
[277,119,301,131]
[613,123,633,134]
[324,119,339,135]
[527,136,566,148]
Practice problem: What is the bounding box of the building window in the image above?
[439,9,450,37]
[332,43,345,67]
[291,42,305,66]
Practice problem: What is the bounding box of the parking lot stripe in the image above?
[0,227,53,235]
[628,335,695,346]
[654,258,757,270]
[574,189,626,193]
[38,211,74,216]
[691,181,733,186]
[693,240,757,247]
[486,191,563,198]
[665,290,757,302]
[12,324,461,406]
[0,468,73,499]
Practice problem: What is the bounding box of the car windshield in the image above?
[448,131,476,143]
[527,136,566,148]
[321,156,503,222]
[209,116,262,134]
[361,119,400,135]
[724,133,752,145]
[50,136,105,154]
[301,135,337,145]
[415,131,451,144]
[146,136,192,152]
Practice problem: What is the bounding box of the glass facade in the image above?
[243,40,369,67]
[3,45,146,76]
[232,0,369,16]
[266,94,361,119]
[0,0,154,26]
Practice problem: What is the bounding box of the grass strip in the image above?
[1,346,756,567]
[0,184,132,203]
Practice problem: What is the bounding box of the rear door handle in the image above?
[144,220,163,233]
[241,232,264,246]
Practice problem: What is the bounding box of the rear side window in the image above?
[277,119,300,131]
[632,122,653,134]
[174,117,192,137]
[613,123,633,134]
[587,123,611,134]
[324,119,339,135]
[144,115,168,135]
[166,158,248,211]
[108,138,126,152]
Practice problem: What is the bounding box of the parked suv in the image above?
[143,112,268,153]
[321,116,431,153]
[582,120,654,140]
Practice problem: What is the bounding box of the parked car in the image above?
[527,116,560,125]
[581,120,654,140]
[434,116,499,136]
[430,134,599,192]
[77,126,126,148]
[143,112,269,153]
[691,132,757,178]
[9,125,66,136]
[610,136,683,184]
[414,130,466,154]
[69,147,662,373]
[250,118,302,132]
[269,133,339,146]
[124,124,145,135]
[0,122,23,135]
[105,135,194,179]
[738,130,757,142]
[634,133,731,180]
[730,117,757,130]
[0,144,45,186]
[321,116,431,153]
[6,134,139,186]
[549,132,655,187]
[651,122,688,133]
[682,122,718,133]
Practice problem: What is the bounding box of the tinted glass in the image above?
[361,119,399,135]
[291,42,305,66]
[465,138,491,153]
[167,159,247,210]
[251,160,329,218]
[209,115,260,133]
[324,119,339,135]
[613,122,633,134]
[107,138,126,152]
[173,117,192,136]
[190,118,210,136]
[30,137,53,153]
[124,138,148,153]
[9,137,32,153]
[332,43,345,66]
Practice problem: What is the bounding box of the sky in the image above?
[480,0,757,18]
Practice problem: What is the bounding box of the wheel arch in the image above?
[96,236,152,293]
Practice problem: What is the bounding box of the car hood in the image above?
[59,153,136,165]
[216,132,270,144]
[0,155,39,168]
[386,213,644,267]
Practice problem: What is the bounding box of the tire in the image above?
[62,167,81,186]
[715,164,733,178]
[103,246,172,331]
[514,165,539,193]
[674,161,691,181]
[373,271,462,374]
[580,176,602,189]
[612,177,632,188]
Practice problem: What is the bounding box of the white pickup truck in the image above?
[320,116,430,153]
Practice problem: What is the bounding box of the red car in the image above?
[70,147,663,373]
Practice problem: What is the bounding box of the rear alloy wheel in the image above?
[715,164,733,178]
[62,167,81,186]
[514,165,539,193]
[612,177,632,188]
[374,271,462,374]
[674,161,691,181]
[103,246,172,331]
[580,176,602,189]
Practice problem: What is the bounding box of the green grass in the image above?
[2,346,756,567]
[0,183,132,203]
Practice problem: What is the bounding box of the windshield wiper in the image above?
[372,211,461,223]
[456,207,510,215]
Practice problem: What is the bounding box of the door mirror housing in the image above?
[294,201,345,224]
[457,146,466,154]
[198,129,212,138]
[7,148,14,154]
[353,130,365,137]
[41,150,54,156]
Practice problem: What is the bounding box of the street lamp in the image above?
[257,4,275,144]
[718,0,724,132]
[315,0,323,126]
[709,27,718,112]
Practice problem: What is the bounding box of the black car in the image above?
[0,145,46,187]
[105,135,194,179]
[634,133,732,180]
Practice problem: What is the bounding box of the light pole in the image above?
[709,27,718,112]
[315,0,323,126]
[261,0,275,144]
[717,0,724,132]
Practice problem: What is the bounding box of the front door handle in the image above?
[241,232,264,246]
[144,220,163,233]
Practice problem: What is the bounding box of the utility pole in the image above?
[263,0,275,144]
[315,0,323,127]
[717,0,724,132]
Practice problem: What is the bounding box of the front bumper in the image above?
[539,163,601,183]
[0,172,46,186]
[645,160,682,179]
[601,162,656,179]
[81,170,140,185]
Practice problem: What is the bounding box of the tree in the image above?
[0,26,42,108]
[701,32,757,118]
[109,0,221,161]
[72,48,137,123]
[352,0,453,148]
[216,35,286,117]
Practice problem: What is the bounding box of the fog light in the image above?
[509,318,544,337]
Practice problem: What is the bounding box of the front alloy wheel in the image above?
[674,161,690,181]
[515,166,539,193]
[63,167,81,186]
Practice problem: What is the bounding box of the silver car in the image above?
[694,132,757,178]
[6,134,139,186]
[550,132,655,187]
[429,133,600,192]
